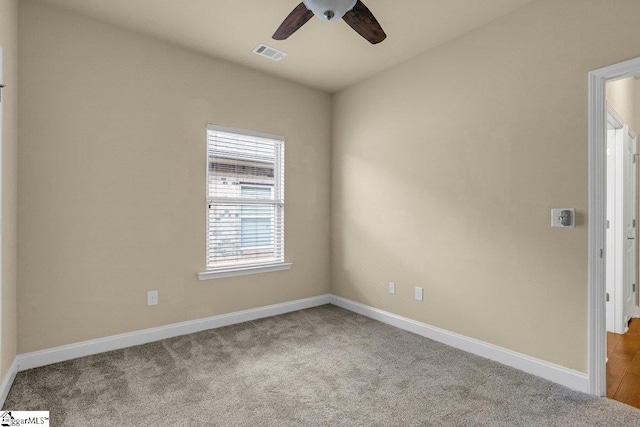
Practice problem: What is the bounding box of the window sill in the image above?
[198,262,292,281]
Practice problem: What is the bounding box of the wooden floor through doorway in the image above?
[607,318,640,408]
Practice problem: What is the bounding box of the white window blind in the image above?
[206,125,285,272]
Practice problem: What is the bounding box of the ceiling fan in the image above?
[273,0,386,45]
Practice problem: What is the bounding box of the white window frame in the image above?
[198,125,291,280]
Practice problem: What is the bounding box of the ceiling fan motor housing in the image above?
[303,0,358,21]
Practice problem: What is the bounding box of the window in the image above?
[199,125,290,280]
[240,185,273,248]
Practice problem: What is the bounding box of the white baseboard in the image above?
[11,293,590,395]
[17,294,331,371]
[330,295,589,393]
[0,358,19,408]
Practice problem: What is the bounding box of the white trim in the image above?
[7,294,591,395]
[198,262,292,280]
[588,56,640,397]
[0,358,18,408]
[330,295,589,393]
[0,46,4,377]
[17,294,329,371]
[605,104,623,334]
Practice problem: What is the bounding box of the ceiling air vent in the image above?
[253,44,287,62]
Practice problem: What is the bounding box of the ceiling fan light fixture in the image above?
[302,0,357,21]
[272,0,386,44]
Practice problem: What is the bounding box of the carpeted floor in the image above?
[4,305,640,426]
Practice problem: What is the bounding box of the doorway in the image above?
[589,57,640,398]
[605,103,639,335]
[0,46,3,373]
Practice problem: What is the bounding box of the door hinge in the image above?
[606,293,610,302]
[0,84,4,103]
[634,283,637,293]
[606,220,610,229]
[600,248,604,258]
[634,219,637,228]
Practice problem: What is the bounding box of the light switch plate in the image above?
[551,208,575,228]
[415,287,423,302]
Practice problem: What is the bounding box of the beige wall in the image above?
[0,0,18,381]
[332,0,640,373]
[606,77,637,130]
[15,0,640,376]
[18,0,331,353]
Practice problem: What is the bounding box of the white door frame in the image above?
[622,126,639,325]
[605,105,625,334]
[605,106,638,335]
[0,46,3,370]
[588,56,640,396]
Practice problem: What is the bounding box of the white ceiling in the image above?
[37,0,536,93]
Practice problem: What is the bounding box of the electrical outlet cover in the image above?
[147,291,158,306]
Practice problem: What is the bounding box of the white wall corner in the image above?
[329,295,589,394]
[0,358,19,408]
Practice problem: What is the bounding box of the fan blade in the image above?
[342,0,386,44]
[273,2,314,40]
